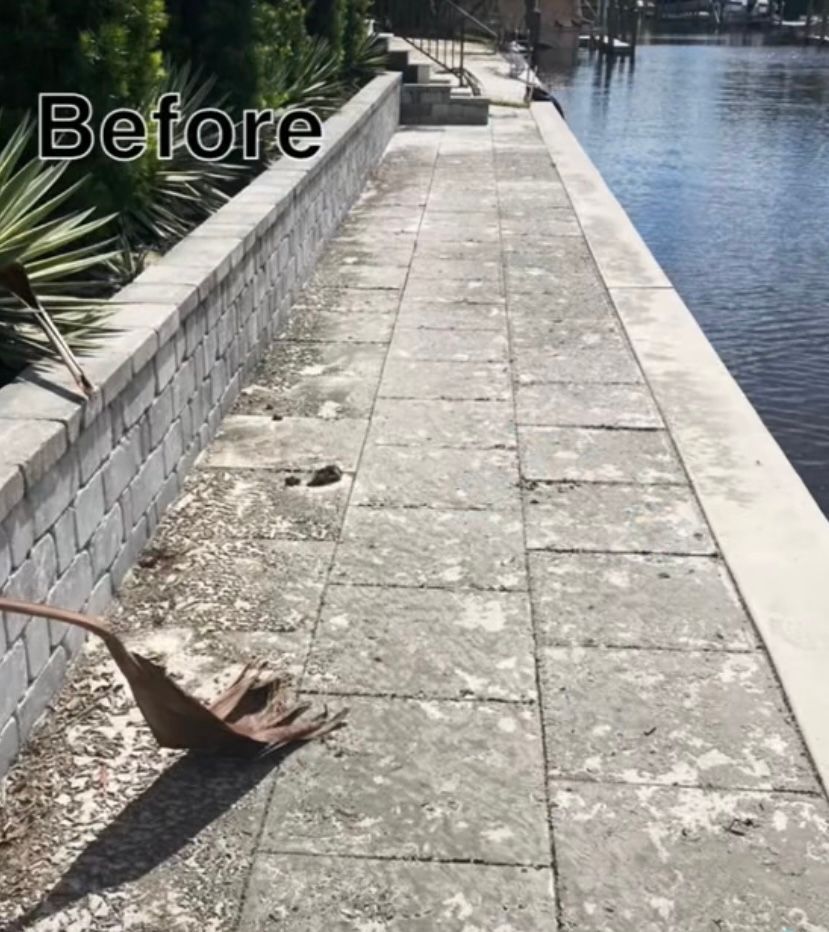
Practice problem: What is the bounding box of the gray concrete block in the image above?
[17,644,67,741]
[111,515,149,588]
[1,497,33,570]
[171,358,196,417]
[154,336,177,391]
[31,451,79,539]
[148,385,174,450]
[155,471,180,519]
[210,359,228,408]
[0,523,9,587]
[125,446,165,529]
[401,84,450,107]
[23,619,50,680]
[83,326,156,408]
[118,360,156,429]
[0,640,27,729]
[0,419,67,488]
[185,309,206,358]
[3,533,58,641]
[76,411,112,485]
[103,428,142,509]
[84,572,112,620]
[50,551,94,614]
[75,472,106,548]
[162,420,184,476]
[48,551,94,647]
[90,505,124,580]
[0,715,19,777]
[51,506,77,574]
[204,326,218,368]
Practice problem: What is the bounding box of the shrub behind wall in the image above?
[0,0,167,116]
[304,0,348,62]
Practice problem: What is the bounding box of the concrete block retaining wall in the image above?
[0,72,401,777]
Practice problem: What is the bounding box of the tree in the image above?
[343,0,371,71]
[304,0,347,62]
[254,0,311,108]
[164,0,259,113]
[77,0,168,108]
[0,0,166,116]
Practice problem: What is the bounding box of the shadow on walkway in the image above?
[12,749,290,929]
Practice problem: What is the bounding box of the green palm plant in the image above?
[0,116,116,382]
[345,29,388,87]
[118,63,249,252]
[263,36,348,116]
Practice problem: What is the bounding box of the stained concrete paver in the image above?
[523,481,716,553]
[276,309,395,344]
[509,282,615,319]
[519,426,684,483]
[309,264,409,291]
[529,552,756,650]
[159,467,351,541]
[552,783,829,931]
[516,383,664,428]
[413,240,503,261]
[318,241,415,268]
[397,299,507,331]
[114,538,333,635]
[207,415,367,470]
[514,347,644,384]
[407,257,502,281]
[378,360,512,400]
[352,445,520,510]
[368,398,515,448]
[306,585,535,701]
[290,285,403,314]
[233,341,385,418]
[259,697,549,862]
[403,276,504,302]
[332,507,526,591]
[510,314,627,351]
[388,328,508,362]
[541,647,817,790]
[240,857,557,930]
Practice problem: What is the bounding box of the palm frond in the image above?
[120,62,250,251]
[263,36,347,117]
[0,114,116,375]
[346,30,388,85]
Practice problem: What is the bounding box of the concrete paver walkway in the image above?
[2,109,829,930]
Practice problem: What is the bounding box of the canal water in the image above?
[537,32,829,513]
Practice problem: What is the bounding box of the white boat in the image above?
[719,0,772,23]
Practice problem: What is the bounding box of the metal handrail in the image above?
[374,0,493,94]
[444,0,499,40]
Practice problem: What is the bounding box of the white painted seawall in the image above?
[532,100,829,792]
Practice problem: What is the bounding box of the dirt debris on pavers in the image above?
[3,110,829,932]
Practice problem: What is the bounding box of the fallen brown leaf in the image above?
[0,597,346,756]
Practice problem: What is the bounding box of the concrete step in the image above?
[401,83,452,108]
[403,62,432,84]
[386,49,410,72]
[400,84,490,126]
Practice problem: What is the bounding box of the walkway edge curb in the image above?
[531,100,829,794]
